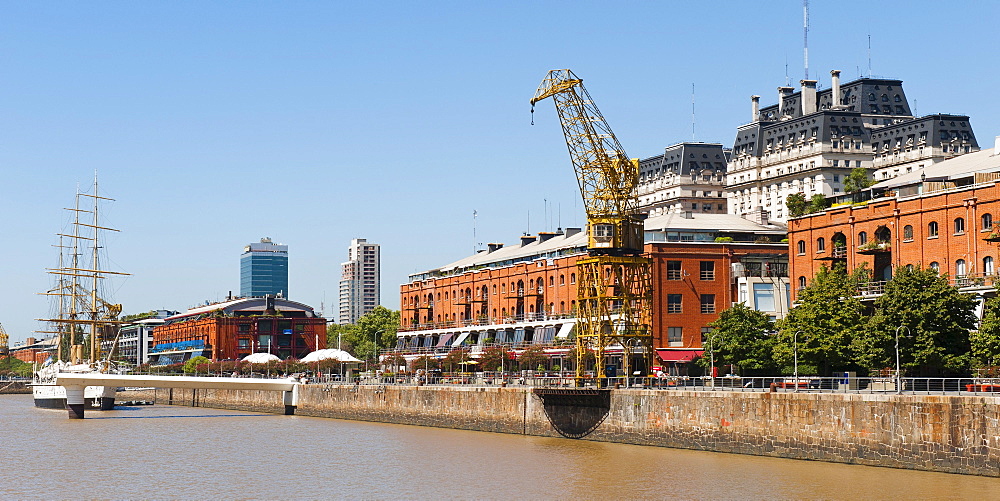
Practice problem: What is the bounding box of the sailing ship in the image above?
[31,175,129,410]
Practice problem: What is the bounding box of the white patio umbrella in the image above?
[241,352,281,364]
[300,349,361,363]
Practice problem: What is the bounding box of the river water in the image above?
[2,394,997,499]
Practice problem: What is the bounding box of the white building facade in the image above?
[339,238,380,324]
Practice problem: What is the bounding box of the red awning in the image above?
[656,349,704,363]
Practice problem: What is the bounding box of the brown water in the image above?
[2,394,997,499]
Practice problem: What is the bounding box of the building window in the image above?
[930,262,940,273]
[667,261,682,280]
[903,225,913,241]
[752,283,775,312]
[667,294,683,313]
[858,231,867,245]
[954,217,965,235]
[700,294,716,314]
[559,275,565,286]
[798,276,807,290]
[700,261,715,280]
[817,237,826,252]
[570,273,576,284]
[983,214,993,232]
[797,240,806,255]
[956,259,967,277]
[986,256,995,276]
[928,221,939,237]
[668,327,683,347]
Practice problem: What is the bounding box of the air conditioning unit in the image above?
[731,262,745,277]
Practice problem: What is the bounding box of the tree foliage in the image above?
[441,349,470,372]
[843,167,874,194]
[182,356,211,374]
[409,355,440,372]
[808,194,830,214]
[699,302,775,374]
[857,266,976,376]
[478,346,512,371]
[331,306,400,362]
[786,193,807,217]
[970,290,1000,369]
[776,264,868,375]
[517,346,548,371]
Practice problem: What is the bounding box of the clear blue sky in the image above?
[3,1,998,343]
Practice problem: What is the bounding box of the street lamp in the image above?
[895,325,911,395]
[369,329,385,377]
[794,330,801,392]
[709,332,720,388]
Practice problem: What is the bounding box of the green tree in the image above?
[441,349,470,372]
[857,266,976,376]
[776,264,868,375]
[341,306,400,361]
[807,194,830,214]
[410,355,440,372]
[843,167,874,194]
[478,346,511,371]
[326,323,356,352]
[699,302,775,375]
[182,356,210,374]
[517,346,548,371]
[970,291,1000,369]
[786,193,808,217]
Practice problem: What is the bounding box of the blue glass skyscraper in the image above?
[240,237,289,298]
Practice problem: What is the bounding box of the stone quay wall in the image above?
[155,385,1000,477]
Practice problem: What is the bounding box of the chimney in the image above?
[487,243,504,253]
[777,86,795,118]
[830,70,841,108]
[682,211,694,219]
[751,95,760,122]
[800,79,817,114]
[745,208,770,226]
[564,227,582,237]
[536,231,557,243]
[26,337,36,346]
[520,235,537,246]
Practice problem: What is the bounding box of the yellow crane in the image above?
[0,322,8,355]
[531,69,653,385]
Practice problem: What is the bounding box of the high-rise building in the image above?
[339,238,380,324]
[240,237,289,298]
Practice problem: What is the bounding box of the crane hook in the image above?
[530,103,534,126]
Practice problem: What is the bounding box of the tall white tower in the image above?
[338,238,380,324]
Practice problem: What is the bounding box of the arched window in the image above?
[894,95,902,102]
[881,94,889,102]
[868,93,876,101]
[817,237,826,252]
[570,273,576,284]
[559,274,565,285]
[928,221,939,237]
[983,213,993,231]
[492,284,497,295]
[501,283,506,294]
[858,231,868,245]
[798,276,807,289]
[903,225,913,241]
[930,262,940,273]
[954,217,965,234]
[559,301,565,312]
[797,240,806,254]
[985,256,995,276]
[956,259,967,277]
[549,276,554,287]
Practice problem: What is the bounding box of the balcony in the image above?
[857,241,890,255]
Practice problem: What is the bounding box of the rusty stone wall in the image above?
[157,385,1000,477]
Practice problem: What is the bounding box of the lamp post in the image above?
[793,330,801,393]
[895,325,910,395]
[709,332,719,389]
[369,329,384,377]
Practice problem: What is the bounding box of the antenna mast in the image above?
[803,0,809,80]
[691,83,696,141]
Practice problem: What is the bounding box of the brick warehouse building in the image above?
[395,213,789,372]
[787,144,1000,300]
[148,296,327,365]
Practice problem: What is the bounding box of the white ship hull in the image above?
[32,383,116,410]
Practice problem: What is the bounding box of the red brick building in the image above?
[149,297,327,365]
[787,147,1000,298]
[9,337,56,365]
[395,213,790,371]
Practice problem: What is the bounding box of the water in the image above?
[2,394,997,499]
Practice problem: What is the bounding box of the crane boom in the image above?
[532,69,653,384]
[0,323,8,355]
[531,69,643,254]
